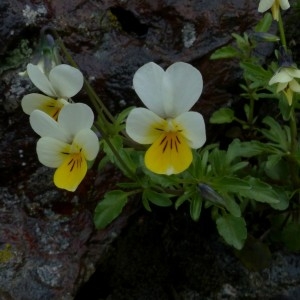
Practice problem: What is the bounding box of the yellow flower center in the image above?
[54,146,87,192]
[145,118,192,175]
[41,98,67,120]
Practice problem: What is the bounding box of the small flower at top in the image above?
[269,66,300,105]
[258,0,290,21]
[126,62,206,175]
[22,63,84,120]
[29,103,99,192]
[269,48,300,105]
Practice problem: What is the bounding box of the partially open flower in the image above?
[258,0,290,21]
[269,67,300,105]
[126,62,206,175]
[30,103,99,192]
[22,63,84,120]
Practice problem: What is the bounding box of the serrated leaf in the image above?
[94,190,128,229]
[216,214,247,250]
[209,107,235,124]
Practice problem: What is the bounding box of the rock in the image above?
[0,0,285,299]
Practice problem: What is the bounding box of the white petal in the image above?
[73,129,99,160]
[286,68,300,79]
[133,62,166,117]
[276,82,288,92]
[27,63,56,97]
[175,111,206,149]
[21,93,54,115]
[258,0,274,12]
[58,103,94,136]
[280,0,290,10]
[49,64,84,98]
[30,110,70,141]
[36,137,70,167]
[126,107,164,144]
[163,62,203,117]
[290,80,300,93]
[269,69,292,85]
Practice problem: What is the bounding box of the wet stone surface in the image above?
[1,0,300,299]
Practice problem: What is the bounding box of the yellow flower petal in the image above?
[144,132,192,175]
[54,153,87,191]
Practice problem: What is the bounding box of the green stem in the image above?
[289,107,299,188]
[278,12,287,50]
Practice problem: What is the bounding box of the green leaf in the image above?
[226,139,266,164]
[214,177,251,193]
[210,45,240,60]
[216,214,247,250]
[239,177,279,204]
[261,116,290,151]
[94,190,128,229]
[268,188,289,210]
[175,190,194,209]
[190,192,202,221]
[254,12,273,32]
[102,135,137,177]
[223,194,241,217]
[209,107,235,124]
[143,189,173,207]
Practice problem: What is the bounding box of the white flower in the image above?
[22,63,84,120]
[30,103,99,191]
[258,0,290,21]
[126,62,206,175]
[269,67,300,105]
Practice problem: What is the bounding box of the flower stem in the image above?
[288,107,299,189]
[278,12,287,50]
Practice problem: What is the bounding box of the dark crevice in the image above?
[110,7,148,38]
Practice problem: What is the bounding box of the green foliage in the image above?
[209,107,235,124]
[216,214,247,250]
[85,3,300,255]
[94,190,128,229]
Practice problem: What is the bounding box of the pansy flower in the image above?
[269,66,300,105]
[258,0,290,21]
[126,62,206,175]
[29,103,99,191]
[22,63,84,120]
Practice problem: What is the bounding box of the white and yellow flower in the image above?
[22,63,84,120]
[269,67,300,105]
[126,62,206,175]
[258,0,290,21]
[30,103,99,192]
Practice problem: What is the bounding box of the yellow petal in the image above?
[144,132,192,175]
[54,153,87,191]
[271,1,280,21]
